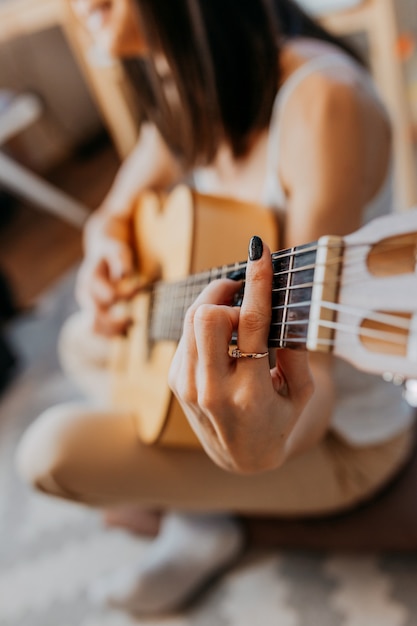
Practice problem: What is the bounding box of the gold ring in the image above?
[229,346,269,359]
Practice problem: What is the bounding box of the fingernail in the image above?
[249,236,263,261]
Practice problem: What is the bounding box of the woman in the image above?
[16,0,415,616]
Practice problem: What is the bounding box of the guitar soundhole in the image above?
[360,312,410,356]
[367,233,417,276]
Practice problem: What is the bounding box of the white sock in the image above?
[88,512,245,615]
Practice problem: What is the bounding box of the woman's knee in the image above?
[15,403,99,502]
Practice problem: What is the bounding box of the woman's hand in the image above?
[169,237,314,474]
[76,211,138,336]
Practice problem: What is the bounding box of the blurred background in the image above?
[0,1,417,625]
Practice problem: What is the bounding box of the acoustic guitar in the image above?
[110,185,417,448]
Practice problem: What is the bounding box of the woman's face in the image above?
[70,0,148,57]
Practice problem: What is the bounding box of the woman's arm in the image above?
[77,123,182,335]
[280,70,391,246]
[169,67,391,473]
[277,68,391,458]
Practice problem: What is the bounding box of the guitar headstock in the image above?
[333,207,417,379]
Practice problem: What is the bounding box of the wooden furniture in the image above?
[320,0,417,210]
[0,0,138,158]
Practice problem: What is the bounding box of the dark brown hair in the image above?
[124,0,362,168]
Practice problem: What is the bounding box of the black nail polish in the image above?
[249,236,263,261]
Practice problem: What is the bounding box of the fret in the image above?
[167,281,174,341]
[284,244,316,348]
[148,239,339,349]
[270,251,291,338]
[279,248,294,346]
[211,266,222,281]
[150,273,213,342]
[182,276,192,336]
[269,244,316,348]
[148,282,159,341]
[226,262,245,307]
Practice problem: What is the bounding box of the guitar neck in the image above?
[149,235,344,352]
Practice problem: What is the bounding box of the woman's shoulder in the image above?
[280,36,360,75]
[279,38,389,135]
[277,38,391,213]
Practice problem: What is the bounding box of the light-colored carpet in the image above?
[1,269,417,626]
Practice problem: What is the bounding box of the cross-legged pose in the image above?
[16,0,416,616]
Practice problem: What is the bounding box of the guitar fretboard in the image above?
[270,242,317,348]
[149,242,319,348]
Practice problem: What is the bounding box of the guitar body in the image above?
[111,185,278,447]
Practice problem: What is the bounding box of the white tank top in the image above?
[264,53,414,446]
[196,52,415,446]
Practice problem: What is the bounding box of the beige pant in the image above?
[15,312,415,517]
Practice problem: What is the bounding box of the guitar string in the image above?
[154,235,417,299]
[269,319,408,344]
[152,289,413,334]
[153,269,417,311]
[155,243,416,295]
[152,280,416,329]
[271,301,411,329]
[152,287,416,348]
[267,324,410,352]
[268,238,417,265]
[150,238,417,342]
[153,306,413,347]
[151,304,414,349]
[152,231,417,311]
[273,326,408,351]
[155,266,414,301]
[268,334,406,350]
[155,237,417,289]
